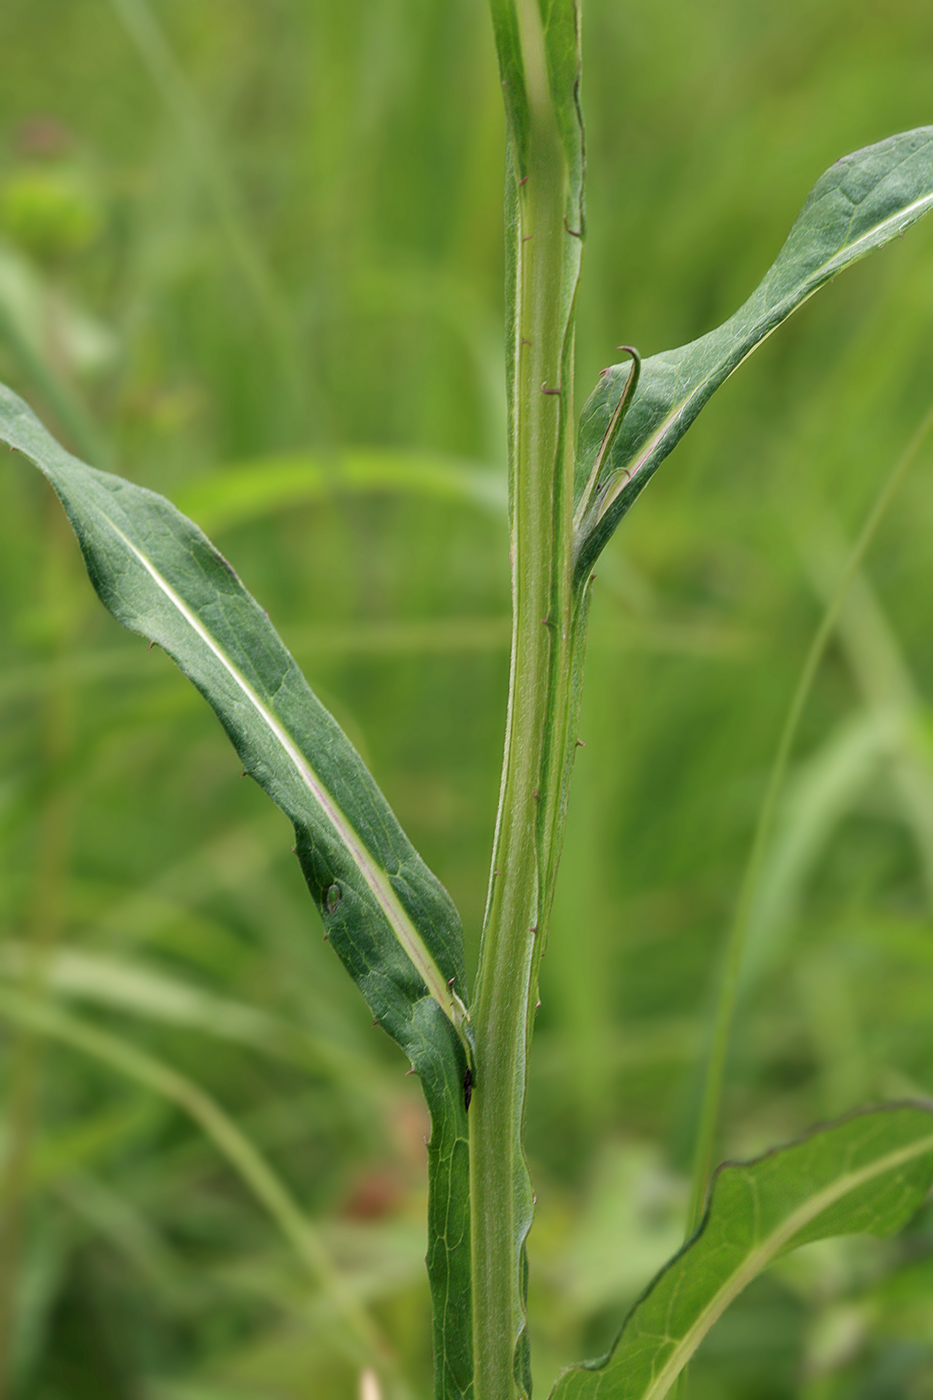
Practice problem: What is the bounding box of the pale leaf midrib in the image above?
[105,514,460,1028]
[641,1129,933,1400]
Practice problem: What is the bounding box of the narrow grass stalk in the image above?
[687,406,933,1232]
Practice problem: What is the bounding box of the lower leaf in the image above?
[551,1103,933,1400]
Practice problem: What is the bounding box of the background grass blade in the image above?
[176,449,506,534]
[684,408,933,1234]
[0,985,385,1365]
[550,1104,933,1400]
[573,127,933,581]
[0,942,391,1092]
[106,0,306,421]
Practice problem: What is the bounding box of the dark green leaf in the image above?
[551,1103,933,1400]
[0,383,474,1397]
[574,127,933,583]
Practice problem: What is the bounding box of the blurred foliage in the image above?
[0,0,932,1396]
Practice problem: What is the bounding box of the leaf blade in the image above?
[1,385,466,1033]
[574,127,933,581]
[550,1104,933,1400]
[0,381,474,1396]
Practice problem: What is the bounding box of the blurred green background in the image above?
[0,1,932,1396]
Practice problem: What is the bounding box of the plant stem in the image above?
[687,407,933,1233]
[470,4,584,1394]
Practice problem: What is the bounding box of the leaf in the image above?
[0,382,474,1398]
[574,127,933,583]
[550,1103,933,1400]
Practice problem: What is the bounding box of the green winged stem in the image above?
[573,127,933,583]
[473,1,585,1397]
[0,382,474,1399]
[551,1104,933,1400]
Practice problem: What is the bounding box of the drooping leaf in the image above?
[0,383,474,1398]
[550,1103,933,1400]
[574,127,933,583]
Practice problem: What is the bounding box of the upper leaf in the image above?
[574,127,933,583]
[550,1103,933,1400]
[0,384,475,1396]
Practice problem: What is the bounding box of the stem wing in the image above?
[0,383,474,1395]
[574,127,933,582]
[550,1103,933,1400]
[488,0,584,233]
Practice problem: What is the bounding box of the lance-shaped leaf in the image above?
[550,1103,933,1400]
[0,383,474,1398]
[573,127,933,584]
